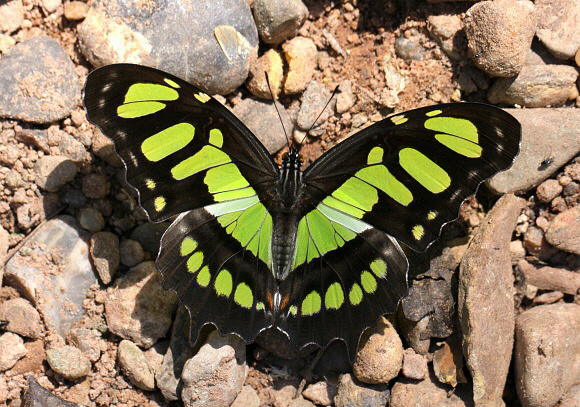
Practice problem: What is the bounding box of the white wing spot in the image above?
[98,98,106,108]
[495,143,505,153]
[102,83,112,93]
[128,152,138,167]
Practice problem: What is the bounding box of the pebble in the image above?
[0,225,8,284]
[353,317,403,384]
[536,179,563,203]
[0,298,43,339]
[91,128,123,167]
[231,97,290,153]
[288,398,315,407]
[34,155,78,192]
[66,327,107,363]
[64,1,89,21]
[390,371,470,407]
[4,216,96,337]
[143,340,169,376]
[401,348,427,380]
[535,0,580,60]
[464,0,536,77]
[105,261,177,348]
[487,65,579,107]
[119,238,145,267]
[78,207,105,232]
[82,173,109,199]
[78,0,258,95]
[558,384,580,407]
[0,0,24,34]
[46,345,91,379]
[458,194,525,406]
[282,36,318,94]
[49,128,87,162]
[427,14,464,60]
[117,339,155,391]
[545,205,580,255]
[532,290,564,304]
[488,108,580,195]
[302,381,337,406]
[6,339,45,376]
[41,0,61,13]
[231,385,260,407]
[397,314,430,355]
[335,80,356,114]
[22,376,83,407]
[296,81,334,132]
[523,226,558,260]
[180,331,248,407]
[394,35,425,61]
[90,231,120,284]
[246,48,284,99]
[334,373,389,407]
[515,303,580,407]
[252,0,308,45]
[0,36,80,123]
[129,222,169,254]
[432,337,465,387]
[4,169,23,189]
[156,307,196,401]
[15,128,50,153]
[62,189,87,208]
[0,332,27,371]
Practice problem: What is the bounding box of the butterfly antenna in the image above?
[265,72,291,148]
[299,85,340,145]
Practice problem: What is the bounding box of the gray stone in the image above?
[129,221,169,254]
[82,173,109,199]
[34,156,78,192]
[488,109,580,194]
[545,205,580,255]
[391,370,473,407]
[181,331,248,407]
[232,97,290,153]
[458,194,525,407]
[487,65,578,107]
[464,0,536,77]
[143,339,169,376]
[66,327,107,363]
[117,339,155,391]
[0,36,80,123]
[90,231,120,284]
[535,0,580,60]
[353,317,403,384]
[119,238,145,267]
[78,207,105,232]
[78,0,258,95]
[515,303,580,407]
[46,345,91,379]
[62,189,87,209]
[156,306,195,401]
[427,14,464,60]
[334,373,389,407]
[4,216,97,337]
[0,298,43,339]
[296,81,335,132]
[0,332,27,371]
[0,224,8,286]
[14,129,50,153]
[23,376,83,407]
[105,261,177,348]
[252,0,308,45]
[395,36,426,61]
[0,0,24,34]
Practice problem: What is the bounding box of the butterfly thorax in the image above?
[270,148,304,284]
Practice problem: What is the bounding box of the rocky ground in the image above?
[0,0,579,406]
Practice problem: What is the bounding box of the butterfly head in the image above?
[282,147,302,171]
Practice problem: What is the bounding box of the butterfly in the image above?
[83,64,521,359]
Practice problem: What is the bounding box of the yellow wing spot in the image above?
[288,305,298,316]
[195,92,211,103]
[412,224,425,240]
[426,109,442,117]
[145,179,156,190]
[214,269,233,297]
[164,78,180,88]
[256,302,265,311]
[349,283,363,305]
[209,128,223,148]
[367,146,384,165]
[391,115,408,125]
[197,266,211,287]
[186,252,204,273]
[180,237,197,256]
[427,211,437,220]
[154,196,166,212]
[301,291,321,316]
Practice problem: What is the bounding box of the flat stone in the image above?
[515,303,580,407]
[0,297,43,339]
[535,0,580,59]
[34,155,78,192]
[0,0,24,35]
[0,36,80,123]
[252,0,308,45]
[3,216,96,337]
[458,194,525,407]
[46,345,91,379]
[545,205,580,255]
[105,261,177,348]
[181,330,248,407]
[23,376,83,407]
[302,381,337,406]
[334,373,389,407]
[5,339,45,376]
[296,81,335,133]
[78,0,258,95]
[231,385,260,407]
[401,348,428,380]
[90,231,120,284]
[391,370,473,407]
[488,109,580,194]
[0,332,27,371]
[78,207,105,232]
[464,0,536,77]
[117,339,155,391]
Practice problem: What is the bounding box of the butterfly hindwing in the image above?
[83,64,279,222]
[302,103,521,252]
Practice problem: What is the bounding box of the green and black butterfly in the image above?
[83,64,521,359]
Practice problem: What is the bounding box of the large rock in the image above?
[515,303,580,407]
[458,194,525,407]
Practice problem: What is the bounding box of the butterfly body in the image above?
[84,64,521,359]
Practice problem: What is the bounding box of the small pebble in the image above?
[78,207,105,232]
[90,231,120,284]
[0,332,27,371]
[117,340,155,391]
[536,179,563,203]
[82,173,109,199]
[64,1,89,21]
[120,239,145,267]
[46,345,91,379]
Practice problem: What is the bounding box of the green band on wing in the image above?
[356,165,413,206]
[370,259,387,278]
[234,283,253,308]
[171,145,230,180]
[117,101,166,118]
[142,123,194,162]
[124,83,179,103]
[321,195,365,219]
[325,282,344,310]
[349,283,363,305]
[331,177,378,213]
[367,147,384,165]
[209,129,223,147]
[425,117,478,143]
[302,291,321,316]
[197,266,211,287]
[399,148,450,193]
[435,134,482,158]
[215,269,233,297]
[180,237,197,256]
[361,271,377,293]
[205,163,250,193]
[187,252,204,273]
